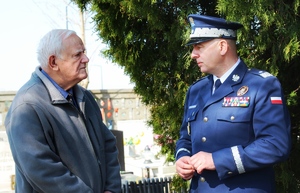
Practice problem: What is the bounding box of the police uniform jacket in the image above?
[175,60,291,193]
[5,67,121,193]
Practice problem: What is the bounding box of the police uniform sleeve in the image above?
[212,75,291,180]
[175,86,193,160]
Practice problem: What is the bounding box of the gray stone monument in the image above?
[0,131,15,191]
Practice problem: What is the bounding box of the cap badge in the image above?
[237,86,249,96]
[189,17,195,26]
[232,74,240,82]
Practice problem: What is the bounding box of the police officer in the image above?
[175,14,291,193]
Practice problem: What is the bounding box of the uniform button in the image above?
[200,177,205,182]
[228,171,233,175]
[202,137,206,142]
[230,116,235,120]
[203,117,208,122]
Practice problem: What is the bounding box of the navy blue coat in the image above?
[175,60,291,193]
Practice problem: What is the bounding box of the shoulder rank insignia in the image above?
[237,86,248,96]
[259,71,273,78]
[223,97,250,107]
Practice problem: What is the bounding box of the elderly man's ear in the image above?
[48,55,59,70]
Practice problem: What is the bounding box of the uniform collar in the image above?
[213,58,241,83]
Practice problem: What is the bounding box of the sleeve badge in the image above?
[270,97,282,104]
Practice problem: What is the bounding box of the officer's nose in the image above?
[191,48,199,59]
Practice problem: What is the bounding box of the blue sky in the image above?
[0,0,134,91]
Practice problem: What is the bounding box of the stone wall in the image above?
[91,89,151,130]
[0,91,14,132]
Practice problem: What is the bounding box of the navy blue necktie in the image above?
[215,79,221,90]
[214,79,221,94]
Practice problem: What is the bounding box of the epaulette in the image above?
[247,68,274,78]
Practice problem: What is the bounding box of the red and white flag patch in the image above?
[270,97,282,104]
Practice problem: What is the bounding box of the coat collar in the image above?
[35,67,84,105]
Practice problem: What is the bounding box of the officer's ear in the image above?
[219,39,228,56]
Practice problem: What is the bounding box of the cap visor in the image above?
[186,37,214,46]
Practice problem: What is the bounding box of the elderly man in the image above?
[5,29,121,193]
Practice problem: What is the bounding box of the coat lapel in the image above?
[200,76,213,105]
[204,61,248,108]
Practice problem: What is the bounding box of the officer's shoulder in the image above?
[247,68,274,79]
[191,75,209,86]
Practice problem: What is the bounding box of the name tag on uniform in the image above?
[223,97,250,107]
